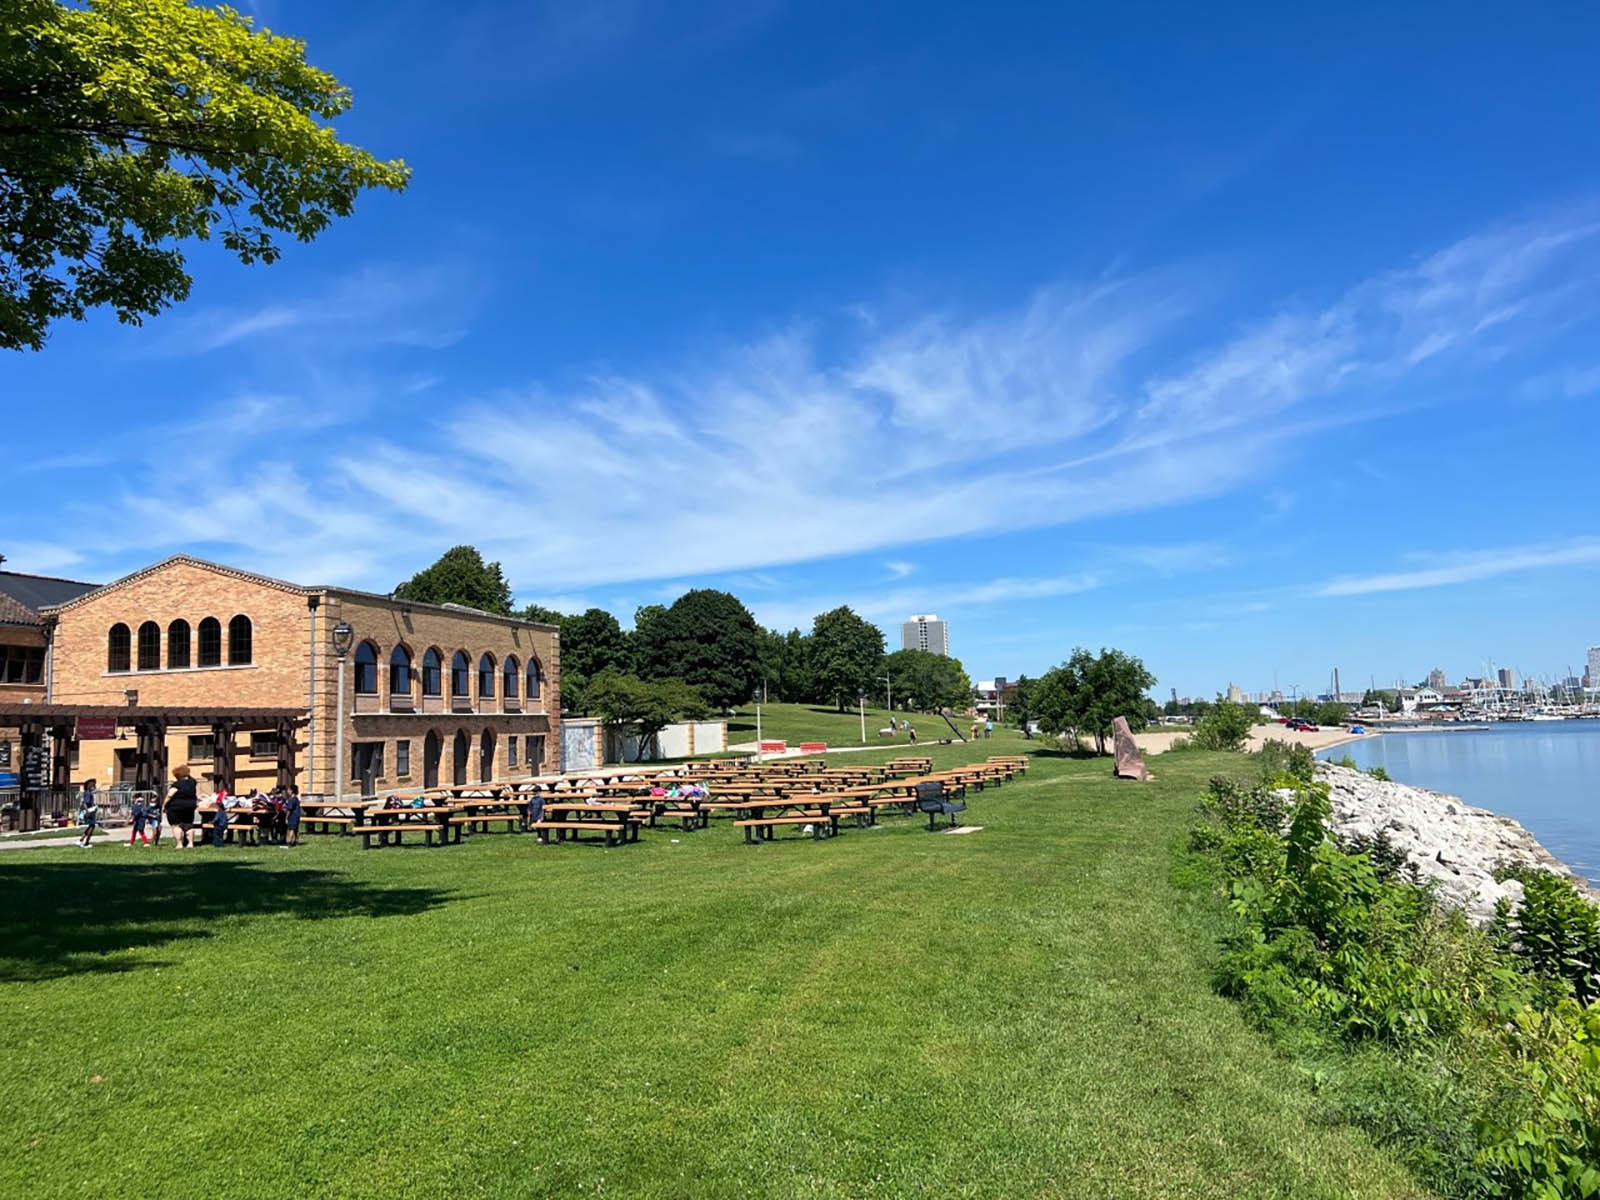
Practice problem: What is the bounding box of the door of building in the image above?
[452,731,468,786]
[115,748,139,784]
[351,743,382,798]
[423,730,441,789]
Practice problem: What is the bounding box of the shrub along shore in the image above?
[1182,739,1600,1199]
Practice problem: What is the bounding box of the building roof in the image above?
[39,554,560,631]
[0,570,100,624]
[0,702,306,729]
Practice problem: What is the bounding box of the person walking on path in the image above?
[76,781,99,847]
[127,795,150,847]
[165,766,199,850]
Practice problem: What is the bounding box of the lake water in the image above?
[1319,722,1600,885]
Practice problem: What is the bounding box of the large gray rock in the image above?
[1113,716,1151,781]
[1315,762,1592,925]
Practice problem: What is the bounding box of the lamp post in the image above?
[859,694,866,745]
[330,621,354,803]
[880,673,892,715]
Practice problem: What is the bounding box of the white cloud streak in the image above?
[60,208,1600,598]
[1316,538,1600,597]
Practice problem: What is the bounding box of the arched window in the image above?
[354,641,379,694]
[478,653,496,698]
[503,655,519,699]
[389,646,413,696]
[479,729,496,783]
[526,658,542,701]
[137,621,161,671]
[227,615,252,665]
[167,620,191,669]
[421,648,442,696]
[452,729,469,786]
[197,617,222,667]
[451,651,470,698]
[108,623,131,673]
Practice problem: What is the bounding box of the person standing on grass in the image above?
[212,797,230,847]
[985,719,994,739]
[128,795,150,847]
[908,725,918,744]
[283,785,301,847]
[165,765,199,850]
[76,781,99,847]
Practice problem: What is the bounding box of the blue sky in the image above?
[6,0,1600,696]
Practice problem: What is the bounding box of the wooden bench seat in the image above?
[533,821,636,847]
[360,823,440,849]
[734,815,838,843]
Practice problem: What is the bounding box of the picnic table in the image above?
[197,805,256,845]
[533,802,644,847]
[298,799,364,834]
[448,797,529,836]
[359,803,454,849]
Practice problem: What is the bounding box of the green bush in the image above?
[1187,773,1600,1198]
[1366,765,1392,782]
[1192,701,1257,752]
[1256,738,1316,784]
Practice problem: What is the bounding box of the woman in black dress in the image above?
[165,765,200,850]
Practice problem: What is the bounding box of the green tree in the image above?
[520,603,565,626]
[560,608,631,679]
[1008,674,1037,736]
[809,606,884,712]
[884,648,972,711]
[585,671,709,762]
[1030,647,1156,754]
[779,628,814,703]
[632,589,759,710]
[394,546,512,615]
[1,0,409,350]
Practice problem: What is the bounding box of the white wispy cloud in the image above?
[1316,538,1600,597]
[884,560,916,579]
[62,208,1600,598]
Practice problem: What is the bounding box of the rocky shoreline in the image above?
[1314,761,1598,924]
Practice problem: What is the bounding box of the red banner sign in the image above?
[75,716,119,740]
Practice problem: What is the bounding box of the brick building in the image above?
[41,556,560,797]
[0,570,100,776]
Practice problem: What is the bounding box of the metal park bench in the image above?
[914,780,967,830]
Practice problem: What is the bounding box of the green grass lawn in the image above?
[0,734,1431,1198]
[726,701,970,748]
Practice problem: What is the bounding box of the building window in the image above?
[137,621,161,671]
[68,738,80,769]
[350,742,384,783]
[108,623,131,673]
[167,620,191,669]
[526,659,541,701]
[421,648,442,696]
[478,653,495,699]
[228,615,253,665]
[396,739,411,776]
[197,618,222,667]
[451,651,470,699]
[188,734,216,763]
[250,732,279,758]
[508,735,519,768]
[354,641,379,694]
[503,656,519,699]
[527,735,545,772]
[0,645,44,684]
[390,646,413,696]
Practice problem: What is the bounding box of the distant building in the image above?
[1498,667,1518,690]
[1426,667,1448,690]
[1588,646,1600,690]
[1225,682,1245,704]
[974,678,1012,717]
[901,614,949,657]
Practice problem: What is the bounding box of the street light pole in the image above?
[331,621,353,804]
[859,695,866,745]
[880,674,892,714]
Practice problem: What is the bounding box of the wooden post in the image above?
[213,719,235,795]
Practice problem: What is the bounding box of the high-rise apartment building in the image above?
[1498,667,1518,691]
[901,614,949,657]
[1426,667,1448,691]
[1588,646,1600,692]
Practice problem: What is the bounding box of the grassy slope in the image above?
[0,735,1430,1199]
[727,702,965,747]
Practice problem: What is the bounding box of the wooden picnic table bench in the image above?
[297,799,364,834]
[359,804,453,849]
[197,806,256,845]
[534,803,645,846]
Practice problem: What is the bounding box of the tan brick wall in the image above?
[311,592,560,796]
[50,561,311,709]
[44,558,563,796]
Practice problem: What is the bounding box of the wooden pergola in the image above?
[0,703,307,823]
